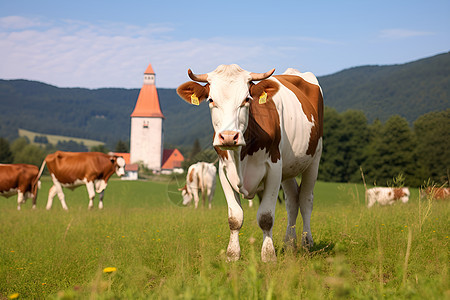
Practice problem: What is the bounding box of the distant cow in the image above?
[0,164,41,210]
[42,151,125,210]
[180,162,217,209]
[366,187,410,208]
[420,187,450,200]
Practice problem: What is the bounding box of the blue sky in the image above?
[0,0,448,89]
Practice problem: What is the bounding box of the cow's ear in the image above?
[176,82,209,106]
[250,80,279,103]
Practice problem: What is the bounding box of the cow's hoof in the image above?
[301,232,314,250]
[226,249,240,262]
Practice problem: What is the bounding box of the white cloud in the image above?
[0,16,315,88]
[379,28,435,39]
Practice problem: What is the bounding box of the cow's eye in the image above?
[208,98,214,104]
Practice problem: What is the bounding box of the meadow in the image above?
[0,176,448,299]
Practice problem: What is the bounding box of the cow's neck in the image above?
[224,148,249,196]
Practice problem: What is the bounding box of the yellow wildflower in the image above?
[103,267,117,273]
[8,293,19,299]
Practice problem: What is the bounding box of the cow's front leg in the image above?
[85,181,96,210]
[257,163,282,262]
[219,163,243,261]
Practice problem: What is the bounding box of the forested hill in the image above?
[320,52,450,122]
[0,52,448,147]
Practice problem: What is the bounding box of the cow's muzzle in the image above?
[216,130,245,149]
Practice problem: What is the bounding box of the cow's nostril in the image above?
[233,133,239,141]
[219,133,225,141]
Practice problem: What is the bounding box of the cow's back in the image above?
[46,151,112,183]
[270,71,323,178]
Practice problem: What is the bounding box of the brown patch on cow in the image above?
[176,82,210,105]
[425,187,450,199]
[258,212,273,231]
[393,188,405,200]
[188,169,195,183]
[45,151,117,184]
[274,75,323,156]
[242,80,281,163]
[0,164,39,201]
[228,216,241,231]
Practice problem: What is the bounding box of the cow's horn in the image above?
[250,68,275,81]
[188,69,208,82]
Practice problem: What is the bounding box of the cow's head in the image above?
[177,64,279,150]
[179,185,192,205]
[112,156,126,176]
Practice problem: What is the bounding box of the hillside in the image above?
[320,52,450,122]
[0,52,448,147]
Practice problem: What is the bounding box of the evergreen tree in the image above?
[115,140,129,153]
[414,109,450,184]
[318,107,345,182]
[364,115,417,186]
[91,144,109,153]
[0,137,13,163]
[13,144,46,166]
[189,138,202,161]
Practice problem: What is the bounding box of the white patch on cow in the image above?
[60,178,86,189]
[0,188,18,198]
[94,179,108,193]
[116,157,126,176]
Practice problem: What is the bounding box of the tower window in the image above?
[143,121,149,128]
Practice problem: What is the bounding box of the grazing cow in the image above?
[420,187,450,200]
[366,187,410,208]
[177,64,323,261]
[41,151,125,210]
[0,164,41,210]
[180,162,217,209]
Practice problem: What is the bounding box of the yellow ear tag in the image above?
[191,93,199,105]
[259,91,267,104]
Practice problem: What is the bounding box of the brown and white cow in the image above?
[180,162,217,209]
[0,164,41,210]
[41,151,125,210]
[366,187,410,208]
[177,64,323,261]
[420,187,450,200]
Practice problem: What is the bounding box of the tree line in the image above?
[319,108,449,187]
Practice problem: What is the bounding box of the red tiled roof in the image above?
[114,152,130,164]
[162,149,184,169]
[130,84,165,118]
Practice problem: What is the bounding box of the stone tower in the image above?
[130,63,165,171]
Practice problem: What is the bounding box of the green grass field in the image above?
[0,177,448,299]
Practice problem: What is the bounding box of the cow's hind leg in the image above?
[298,155,321,249]
[281,178,299,249]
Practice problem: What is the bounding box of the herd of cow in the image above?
[1,64,448,262]
[0,151,126,210]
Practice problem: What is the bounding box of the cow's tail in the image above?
[211,156,219,165]
[32,160,47,208]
